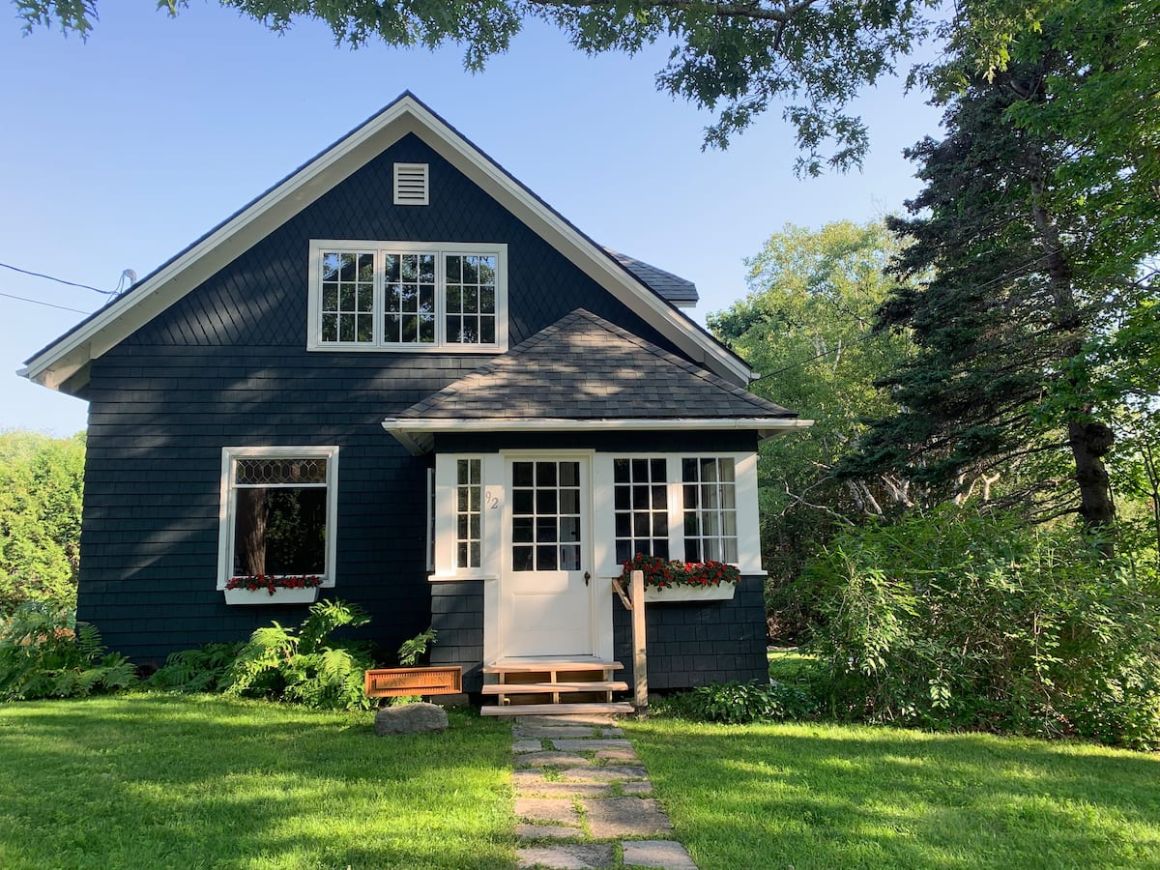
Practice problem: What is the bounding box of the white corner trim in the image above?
[23,94,750,391]
[216,445,340,590]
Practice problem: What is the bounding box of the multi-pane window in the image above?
[320,252,375,344]
[384,253,436,344]
[613,458,669,564]
[445,254,497,345]
[456,459,482,569]
[512,460,582,572]
[222,450,336,584]
[682,457,738,563]
[311,243,504,351]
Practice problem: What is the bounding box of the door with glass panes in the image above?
[501,457,592,658]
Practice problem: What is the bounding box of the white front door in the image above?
[500,457,593,658]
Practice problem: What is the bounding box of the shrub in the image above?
[667,680,817,724]
[146,642,243,693]
[801,507,1160,748]
[223,599,374,711]
[0,602,136,701]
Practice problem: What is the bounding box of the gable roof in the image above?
[604,250,698,306]
[20,91,750,392]
[383,309,807,454]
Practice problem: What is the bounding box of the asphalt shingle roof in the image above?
[604,250,699,305]
[395,309,794,421]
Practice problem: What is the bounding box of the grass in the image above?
[0,694,515,869]
[626,652,1160,869]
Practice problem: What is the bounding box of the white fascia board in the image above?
[23,94,751,390]
[383,417,813,455]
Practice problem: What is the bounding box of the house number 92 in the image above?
[485,489,501,510]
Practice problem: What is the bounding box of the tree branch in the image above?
[523,0,822,24]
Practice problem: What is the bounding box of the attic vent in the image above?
[393,163,429,206]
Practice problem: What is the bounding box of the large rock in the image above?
[374,702,449,735]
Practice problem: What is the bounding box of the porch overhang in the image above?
[381,416,814,456]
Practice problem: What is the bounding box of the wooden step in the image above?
[482,681,629,695]
[481,702,634,717]
[483,659,623,674]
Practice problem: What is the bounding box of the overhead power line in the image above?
[0,290,92,315]
[0,261,117,296]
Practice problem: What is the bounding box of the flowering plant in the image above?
[619,554,740,590]
[225,574,324,595]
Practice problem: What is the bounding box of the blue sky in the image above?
[0,4,942,435]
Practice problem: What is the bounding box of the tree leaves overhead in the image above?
[15,0,934,174]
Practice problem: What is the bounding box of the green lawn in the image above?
[0,695,514,870]
[627,712,1160,869]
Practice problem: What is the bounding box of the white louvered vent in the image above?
[393,163,429,206]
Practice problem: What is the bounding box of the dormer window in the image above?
[307,241,507,352]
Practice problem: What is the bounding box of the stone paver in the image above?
[515,797,582,826]
[517,823,584,841]
[550,738,635,753]
[518,781,614,799]
[517,844,615,869]
[510,715,694,869]
[516,725,607,739]
[620,780,653,796]
[622,840,697,870]
[517,751,593,768]
[583,798,673,839]
[557,766,648,783]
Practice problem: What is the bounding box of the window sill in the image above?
[223,587,321,606]
[306,343,505,355]
[428,573,497,583]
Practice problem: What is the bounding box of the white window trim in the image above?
[216,446,340,590]
[425,467,436,572]
[592,451,761,578]
[307,240,508,354]
[432,453,500,581]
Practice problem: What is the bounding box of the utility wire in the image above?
[0,261,117,296]
[0,290,92,315]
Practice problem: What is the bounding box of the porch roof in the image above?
[383,309,807,453]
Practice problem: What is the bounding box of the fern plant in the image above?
[223,599,374,711]
[398,627,437,667]
[0,602,136,701]
[147,642,243,693]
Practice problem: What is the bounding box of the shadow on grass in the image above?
[628,718,1160,870]
[0,695,516,870]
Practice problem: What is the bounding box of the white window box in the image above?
[643,583,736,603]
[224,587,321,606]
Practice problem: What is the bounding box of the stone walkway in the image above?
[511,714,696,870]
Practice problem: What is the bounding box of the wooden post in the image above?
[631,569,647,711]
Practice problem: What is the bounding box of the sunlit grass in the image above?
[0,695,515,869]
[625,715,1160,869]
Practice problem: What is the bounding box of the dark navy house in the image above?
[22,94,809,710]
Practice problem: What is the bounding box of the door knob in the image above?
[584,571,591,586]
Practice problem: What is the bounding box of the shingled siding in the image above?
[76,132,697,664]
[429,581,485,693]
[613,576,768,690]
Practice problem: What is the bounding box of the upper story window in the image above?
[308,241,507,353]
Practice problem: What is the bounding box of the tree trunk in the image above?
[1068,420,1116,527]
[1027,135,1116,535]
[235,489,267,576]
